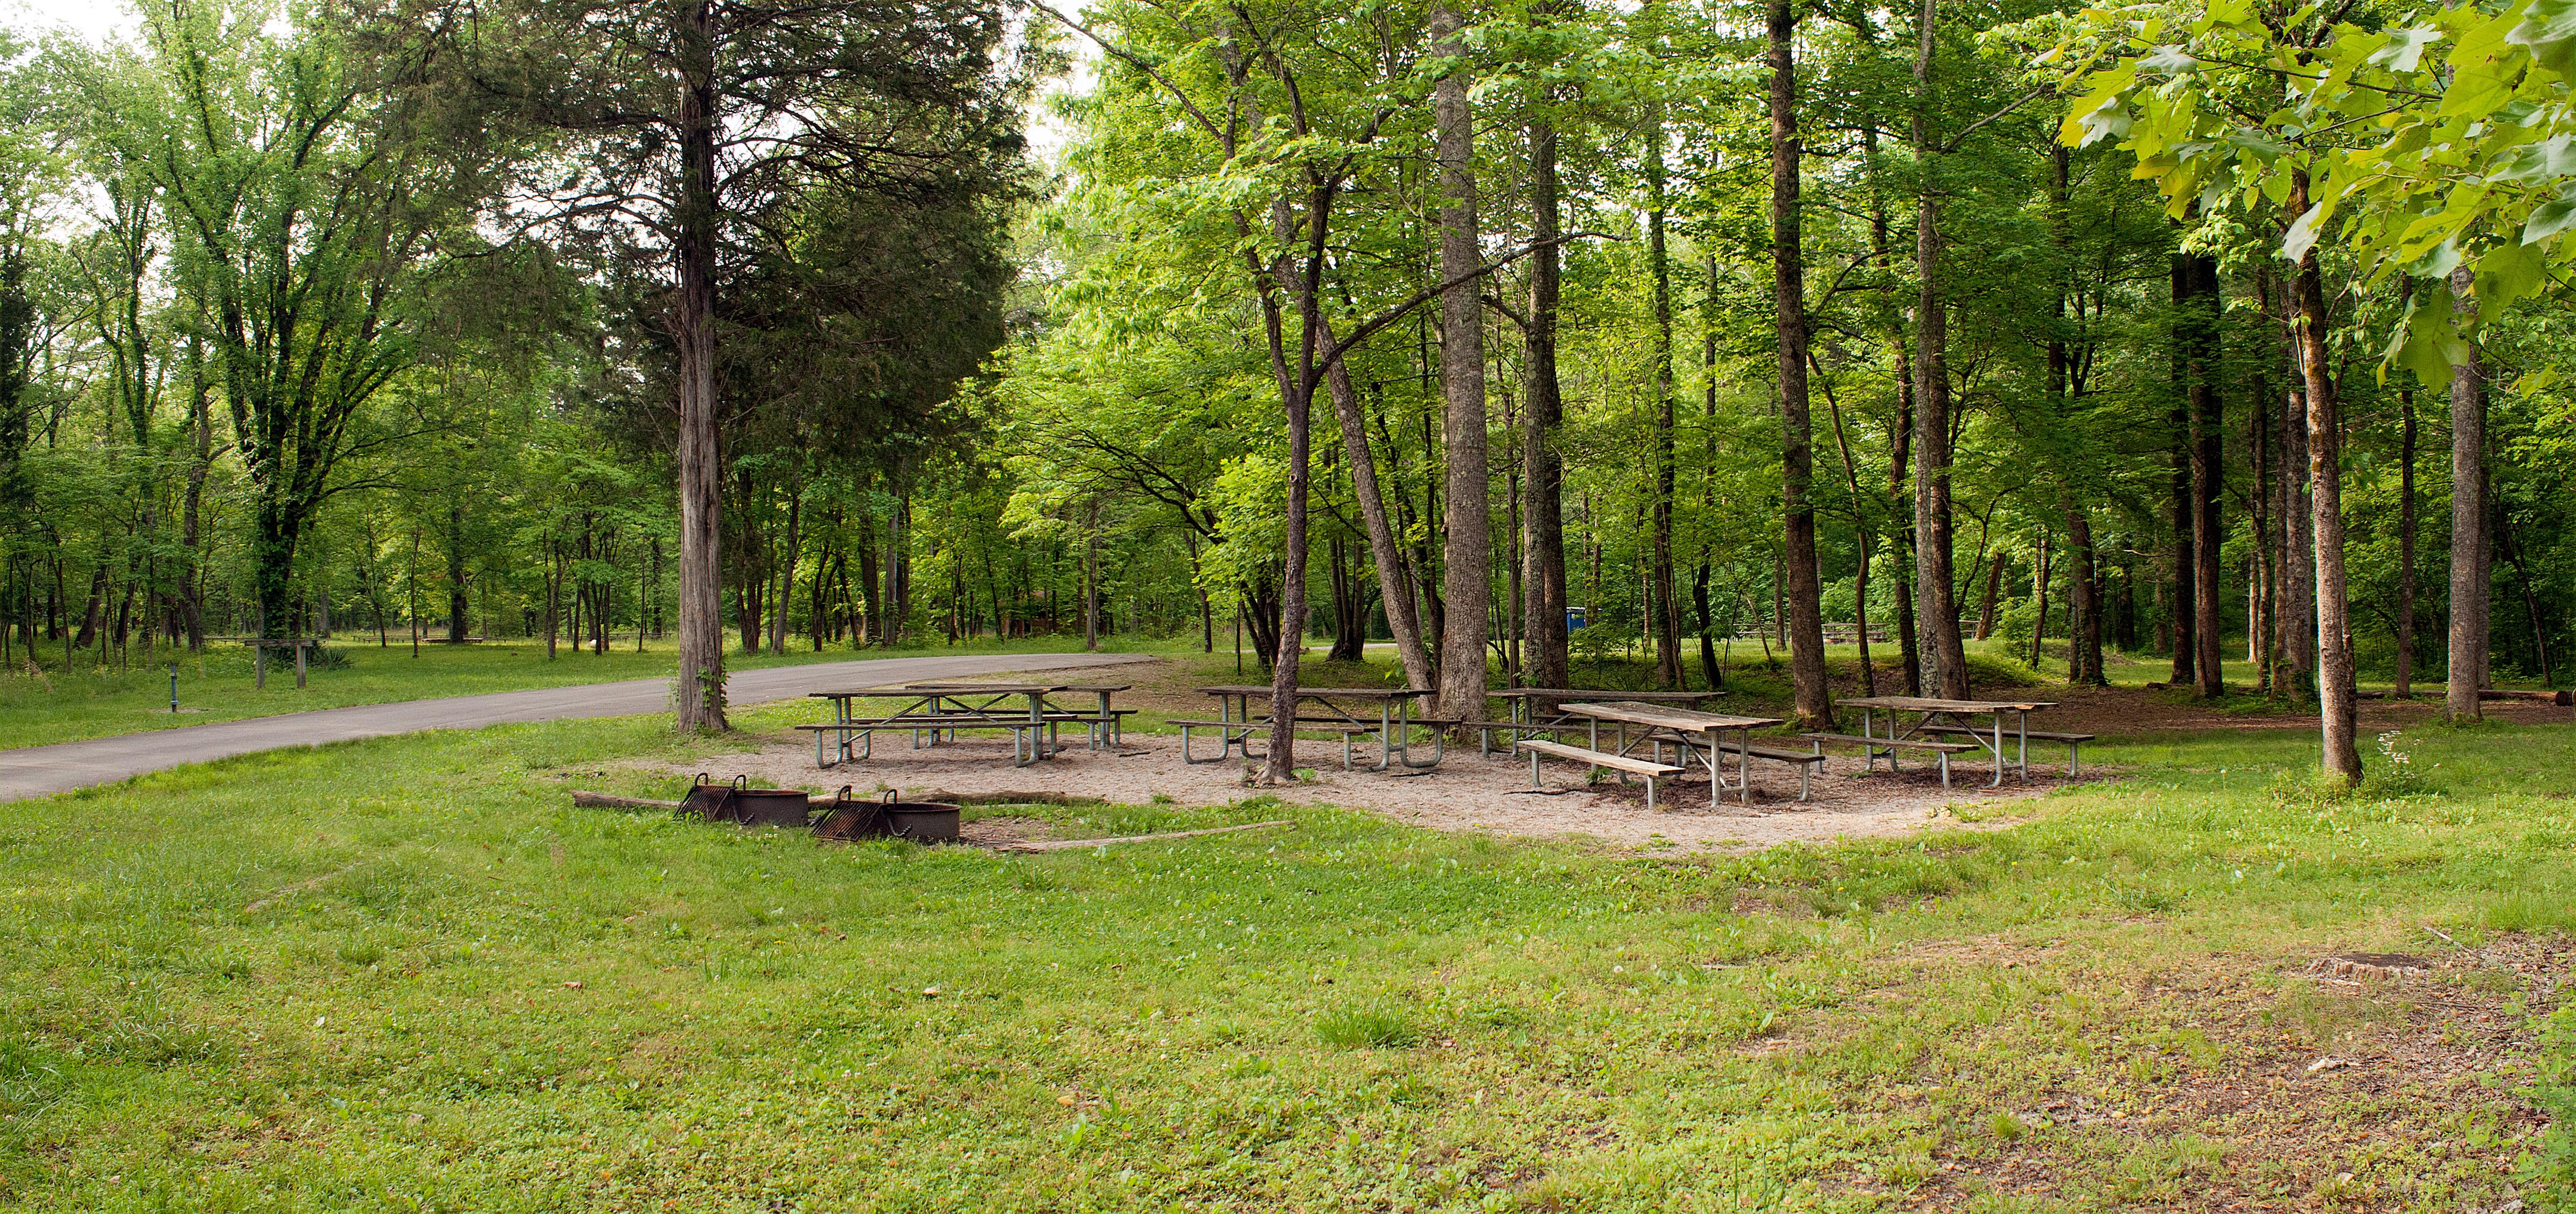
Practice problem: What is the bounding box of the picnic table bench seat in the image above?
[1170,717,1374,768]
[1515,740,1687,811]
[798,715,1053,768]
[1715,740,1830,800]
[1914,725,2096,776]
[1802,731,1974,790]
[1460,718,1589,759]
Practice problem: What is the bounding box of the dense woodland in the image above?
[2,0,2572,783]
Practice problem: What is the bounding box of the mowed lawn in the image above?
[0,710,2567,1211]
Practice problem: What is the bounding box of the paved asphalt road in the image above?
[0,651,1160,802]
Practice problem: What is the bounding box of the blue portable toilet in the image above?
[1566,605,1587,630]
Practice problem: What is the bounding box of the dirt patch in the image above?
[958,815,1053,849]
[1835,934,2563,1211]
[660,728,2083,854]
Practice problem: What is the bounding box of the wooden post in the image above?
[295,640,308,689]
[255,643,266,690]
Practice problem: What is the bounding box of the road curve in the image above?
[0,651,1160,802]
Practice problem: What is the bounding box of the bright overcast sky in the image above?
[2,0,1087,164]
[4,0,137,45]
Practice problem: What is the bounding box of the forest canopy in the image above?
[3,0,2571,785]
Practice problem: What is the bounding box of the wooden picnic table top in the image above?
[1494,687,1721,700]
[1562,700,1783,732]
[811,683,1069,698]
[1838,694,2056,713]
[1196,684,1427,699]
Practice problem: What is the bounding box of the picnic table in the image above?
[1831,695,2061,787]
[1469,687,1726,759]
[1554,701,1793,805]
[1184,685,1444,771]
[801,682,1130,769]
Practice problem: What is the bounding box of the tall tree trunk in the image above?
[2249,348,2275,692]
[1645,93,1683,691]
[671,2,727,730]
[445,503,469,642]
[2274,272,2315,695]
[1910,0,1969,699]
[2189,252,2226,697]
[2065,503,2103,684]
[1695,254,1723,692]
[1432,0,1491,725]
[2046,147,2100,686]
[1082,494,1101,651]
[2445,264,2489,720]
[768,465,802,655]
[1522,113,1571,694]
[2288,173,2359,783]
[2396,387,2416,698]
[2167,252,2197,686]
[1772,0,1833,724]
[2029,531,2050,671]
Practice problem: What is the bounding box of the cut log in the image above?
[571,788,1113,812]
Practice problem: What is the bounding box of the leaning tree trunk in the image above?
[1318,336,1434,689]
[1910,0,1970,699]
[2445,264,2489,721]
[1431,0,1491,726]
[1772,0,1833,724]
[2289,174,2359,783]
[1522,113,1571,696]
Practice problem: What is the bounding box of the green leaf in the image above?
[2477,240,2547,324]
[2282,201,2328,263]
[2484,133,2576,183]
[2507,0,2576,77]
[2369,26,2443,72]
[2519,192,2576,245]
[2392,293,2470,383]
[2137,44,2199,74]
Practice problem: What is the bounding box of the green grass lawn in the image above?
[1,703,2566,1211]
[0,635,1197,752]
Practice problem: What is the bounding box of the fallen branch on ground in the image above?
[993,820,1295,852]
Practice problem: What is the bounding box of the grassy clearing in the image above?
[0,704,2565,1210]
[0,635,1192,751]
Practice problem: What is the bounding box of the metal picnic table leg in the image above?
[2017,711,2029,781]
[1377,699,1394,771]
[1987,711,2006,788]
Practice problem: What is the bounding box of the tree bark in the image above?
[769,462,803,655]
[2275,273,2315,695]
[2167,252,2197,686]
[2288,173,2359,783]
[671,1,727,731]
[1317,334,1434,688]
[1432,0,1491,725]
[1910,0,1969,699]
[2189,252,2225,697]
[2445,264,2489,721]
[2395,387,2416,698]
[1772,0,1833,724]
[1645,93,1683,691]
[1522,114,1570,695]
[2065,502,2103,684]
[1083,494,1101,651]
